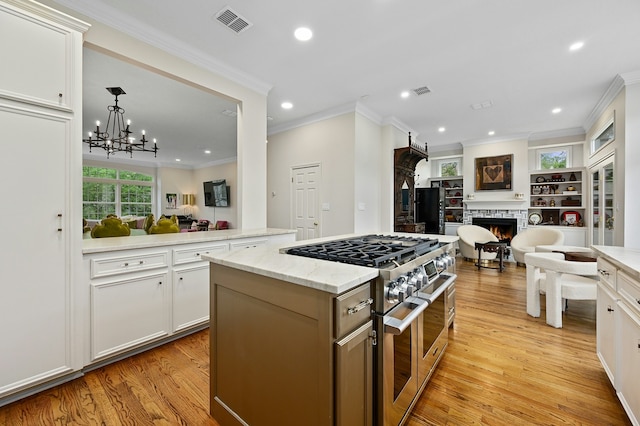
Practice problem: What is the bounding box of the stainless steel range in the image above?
[287,234,457,426]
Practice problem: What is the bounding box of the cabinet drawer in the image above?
[173,243,228,265]
[597,258,617,290]
[229,239,268,250]
[619,271,640,315]
[90,251,168,278]
[335,282,372,339]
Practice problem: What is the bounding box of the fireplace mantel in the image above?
[463,199,527,210]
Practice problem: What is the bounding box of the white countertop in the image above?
[82,228,297,254]
[591,245,640,278]
[203,233,459,294]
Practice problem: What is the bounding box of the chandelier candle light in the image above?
[83,87,158,158]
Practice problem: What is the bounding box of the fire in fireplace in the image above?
[472,218,518,244]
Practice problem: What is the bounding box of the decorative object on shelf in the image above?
[528,212,542,225]
[532,186,541,195]
[475,154,513,190]
[455,191,461,196]
[566,185,576,192]
[83,87,158,159]
[450,198,458,205]
[561,197,580,206]
[569,172,577,181]
[515,193,524,200]
[467,193,475,200]
[561,211,582,226]
[550,199,556,207]
[536,176,546,183]
[534,198,546,206]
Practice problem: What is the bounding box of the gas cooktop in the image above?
[286,234,441,268]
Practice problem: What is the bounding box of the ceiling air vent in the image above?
[215,6,253,34]
[413,86,431,96]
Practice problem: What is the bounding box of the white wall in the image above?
[354,114,382,233]
[158,167,196,217]
[267,113,356,237]
[193,161,238,227]
[623,83,640,247]
[462,139,529,201]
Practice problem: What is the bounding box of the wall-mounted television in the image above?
[203,179,230,207]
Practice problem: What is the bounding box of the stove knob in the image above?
[387,281,401,303]
[413,267,427,288]
[434,257,445,272]
[396,276,411,301]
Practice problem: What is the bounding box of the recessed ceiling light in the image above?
[294,27,313,41]
[569,41,584,51]
[552,107,562,114]
[438,127,446,133]
[204,150,211,154]
[175,158,181,162]
[281,101,293,109]
[488,130,495,136]
[400,91,410,99]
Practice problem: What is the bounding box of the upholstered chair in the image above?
[456,225,499,261]
[524,251,597,328]
[511,227,565,265]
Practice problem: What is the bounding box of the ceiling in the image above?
[57,0,640,168]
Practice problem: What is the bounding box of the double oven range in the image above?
[286,234,457,425]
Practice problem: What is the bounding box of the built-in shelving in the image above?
[429,176,463,223]
[528,167,586,227]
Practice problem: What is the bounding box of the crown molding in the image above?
[528,127,585,141]
[583,75,625,132]
[3,0,90,32]
[52,0,272,95]
[460,132,531,147]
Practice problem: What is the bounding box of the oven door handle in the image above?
[416,273,456,304]
[383,297,429,336]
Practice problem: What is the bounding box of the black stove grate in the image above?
[286,234,440,268]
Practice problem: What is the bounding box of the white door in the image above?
[291,165,320,240]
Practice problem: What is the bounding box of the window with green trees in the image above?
[537,147,571,170]
[83,166,154,219]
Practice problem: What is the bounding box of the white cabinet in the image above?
[91,272,170,361]
[595,252,640,425]
[173,265,210,332]
[0,0,87,402]
[618,301,640,426]
[597,283,617,385]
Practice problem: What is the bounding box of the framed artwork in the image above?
[166,193,177,209]
[475,154,513,191]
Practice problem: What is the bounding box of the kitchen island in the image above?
[204,234,458,426]
[592,245,640,426]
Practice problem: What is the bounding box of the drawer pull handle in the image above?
[607,306,614,312]
[139,260,144,265]
[598,269,610,277]
[123,262,129,267]
[636,299,640,306]
[347,298,373,315]
[159,281,163,285]
[179,277,183,281]
[196,253,200,256]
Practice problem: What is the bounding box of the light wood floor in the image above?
[0,260,631,425]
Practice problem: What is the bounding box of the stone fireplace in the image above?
[472,217,518,244]
[463,207,528,243]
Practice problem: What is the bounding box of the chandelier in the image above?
[83,87,158,158]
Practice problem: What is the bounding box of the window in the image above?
[537,147,572,170]
[437,158,461,177]
[83,166,154,219]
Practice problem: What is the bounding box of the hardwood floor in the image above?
[0,259,631,425]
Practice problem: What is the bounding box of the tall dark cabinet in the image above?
[415,187,445,234]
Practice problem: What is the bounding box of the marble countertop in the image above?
[591,245,640,279]
[203,233,459,294]
[82,228,296,254]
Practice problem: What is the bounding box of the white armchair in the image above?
[456,225,499,261]
[524,252,597,328]
[511,228,565,265]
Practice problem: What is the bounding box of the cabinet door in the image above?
[590,158,615,246]
[0,3,70,108]
[335,321,373,426]
[596,283,617,386]
[173,265,210,332]
[91,272,170,361]
[0,108,73,397]
[618,302,640,425]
